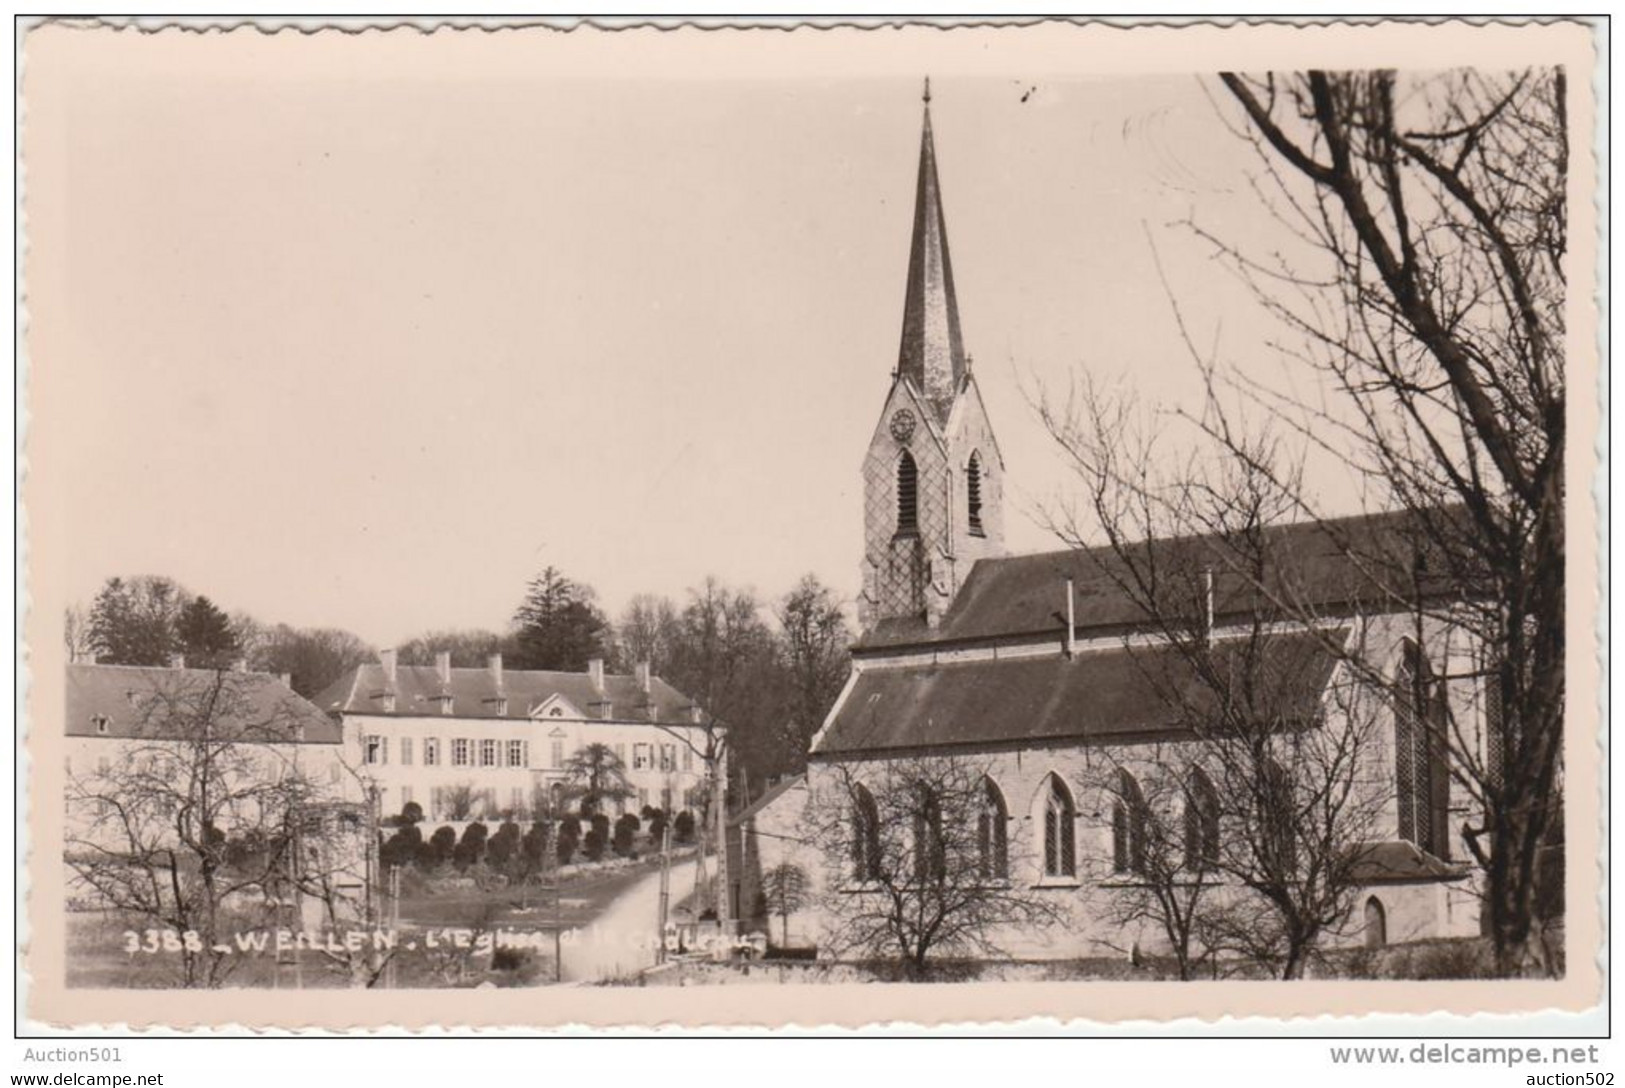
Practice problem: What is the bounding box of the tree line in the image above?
[68,567,852,799]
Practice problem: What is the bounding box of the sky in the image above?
[26,26,1352,648]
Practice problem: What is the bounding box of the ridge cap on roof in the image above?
[971,505,1424,569]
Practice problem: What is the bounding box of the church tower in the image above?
[859,81,1006,634]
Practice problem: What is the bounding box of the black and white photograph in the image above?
[16,16,1603,1040]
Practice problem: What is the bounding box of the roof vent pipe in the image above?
[1064,577,1077,658]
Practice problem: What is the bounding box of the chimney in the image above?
[436,650,452,685]
[588,658,605,692]
[487,653,504,689]
[279,672,292,689]
[635,660,651,694]
[380,648,398,686]
[690,704,704,725]
[1064,577,1077,658]
[169,652,186,669]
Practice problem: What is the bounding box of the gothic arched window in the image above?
[977,777,1009,881]
[851,783,882,881]
[1183,766,1220,872]
[1111,770,1148,875]
[966,451,985,536]
[913,785,946,885]
[1261,757,1298,875]
[1042,775,1076,878]
[896,451,919,536]
[1395,641,1450,858]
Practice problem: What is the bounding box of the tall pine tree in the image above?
[510,567,609,671]
[175,595,238,668]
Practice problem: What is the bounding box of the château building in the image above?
[316,650,712,824]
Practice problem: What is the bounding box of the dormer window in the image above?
[966,451,985,536]
[92,715,110,735]
[380,693,396,713]
[493,697,509,717]
[896,451,919,536]
[436,694,454,716]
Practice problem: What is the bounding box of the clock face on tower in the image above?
[889,408,917,443]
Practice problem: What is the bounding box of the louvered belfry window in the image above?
[967,451,984,535]
[896,451,919,536]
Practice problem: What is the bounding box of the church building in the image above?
[733,85,1494,965]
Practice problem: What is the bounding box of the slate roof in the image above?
[728,774,806,828]
[312,663,702,725]
[66,664,342,744]
[1351,840,1470,883]
[814,630,1345,756]
[856,506,1466,652]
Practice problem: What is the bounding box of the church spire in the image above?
[896,77,966,422]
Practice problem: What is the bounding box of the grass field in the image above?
[63,852,680,989]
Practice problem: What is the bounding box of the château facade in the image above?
[316,650,712,824]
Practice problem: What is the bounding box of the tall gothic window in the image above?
[1042,776,1076,878]
[851,784,882,881]
[1261,757,1298,875]
[1183,766,1220,872]
[1483,662,1507,790]
[977,777,1009,881]
[1111,769,1148,875]
[913,786,946,885]
[966,451,985,536]
[1394,641,1450,858]
[896,451,919,536]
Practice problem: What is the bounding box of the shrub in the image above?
[612,820,636,858]
[674,810,696,844]
[583,827,607,862]
[381,824,424,869]
[556,818,579,866]
[400,801,424,825]
[458,821,490,865]
[648,810,668,845]
[640,805,657,821]
[487,822,521,870]
[590,813,610,841]
[452,840,480,871]
[521,822,551,872]
[427,825,458,866]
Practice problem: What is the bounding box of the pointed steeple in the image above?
[896,78,967,423]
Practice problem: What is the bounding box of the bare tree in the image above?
[776,575,853,768]
[439,781,479,823]
[807,756,1065,978]
[614,593,682,674]
[1036,387,1395,977]
[64,605,95,661]
[1085,748,1225,980]
[65,670,359,988]
[1188,68,1567,976]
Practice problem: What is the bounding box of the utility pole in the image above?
[713,744,732,935]
[656,821,673,964]
[549,822,563,984]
